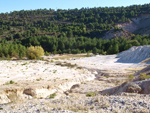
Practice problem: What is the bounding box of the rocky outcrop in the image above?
[102,29,134,40]
[0,94,11,104]
[133,65,150,81]
[101,78,150,95]
[117,15,150,35]
[0,73,96,104]
[116,22,137,33]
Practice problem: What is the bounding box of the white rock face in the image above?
[0,60,96,104]
[102,29,133,40]
[117,45,150,63]
[0,95,11,104]
[117,15,150,35]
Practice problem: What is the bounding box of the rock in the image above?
[137,78,150,94]
[0,94,11,104]
[102,29,133,40]
[70,84,80,90]
[23,88,35,96]
[101,78,150,95]
[64,91,69,95]
[120,82,142,93]
[133,65,150,81]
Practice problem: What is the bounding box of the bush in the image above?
[86,92,96,97]
[86,52,90,57]
[26,46,44,59]
[45,51,50,56]
[92,47,97,55]
[5,80,15,85]
[10,80,15,84]
[36,57,44,60]
[128,74,134,81]
[140,73,150,80]
[49,93,56,99]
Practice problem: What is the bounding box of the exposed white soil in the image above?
[0,46,150,112]
[65,55,147,75]
[117,14,150,35]
[0,60,95,104]
[0,60,94,86]
[102,29,133,40]
[117,45,150,63]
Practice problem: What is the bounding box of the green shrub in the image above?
[10,80,15,84]
[53,70,57,73]
[45,51,50,56]
[5,80,15,85]
[36,78,42,81]
[128,74,134,81]
[21,62,28,65]
[86,92,96,97]
[36,57,44,60]
[49,93,56,99]
[86,52,90,57]
[140,73,150,80]
[26,46,44,59]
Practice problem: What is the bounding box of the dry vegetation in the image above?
[52,54,87,60]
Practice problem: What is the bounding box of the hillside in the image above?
[117,14,150,35]
[0,3,150,39]
[102,29,134,40]
[0,3,150,58]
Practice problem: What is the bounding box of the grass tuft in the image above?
[5,80,15,85]
[128,74,134,81]
[49,93,57,99]
[86,92,96,97]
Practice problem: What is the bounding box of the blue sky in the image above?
[0,0,150,13]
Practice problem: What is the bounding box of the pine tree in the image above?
[107,45,113,54]
[92,47,97,55]
[142,39,148,45]
[112,44,119,54]
[124,44,132,50]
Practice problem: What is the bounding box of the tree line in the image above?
[0,3,150,58]
[0,34,149,59]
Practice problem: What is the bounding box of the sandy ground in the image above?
[64,55,148,74]
[0,54,149,112]
[0,54,147,86]
[0,60,92,86]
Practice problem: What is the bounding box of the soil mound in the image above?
[117,45,150,63]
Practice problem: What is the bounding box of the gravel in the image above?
[0,93,150,113]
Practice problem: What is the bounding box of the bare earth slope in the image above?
[0,60,96,104]
[102,29,133,39]
[117,15,150,35]
[117,45,150,63]
[102,15,150,39]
